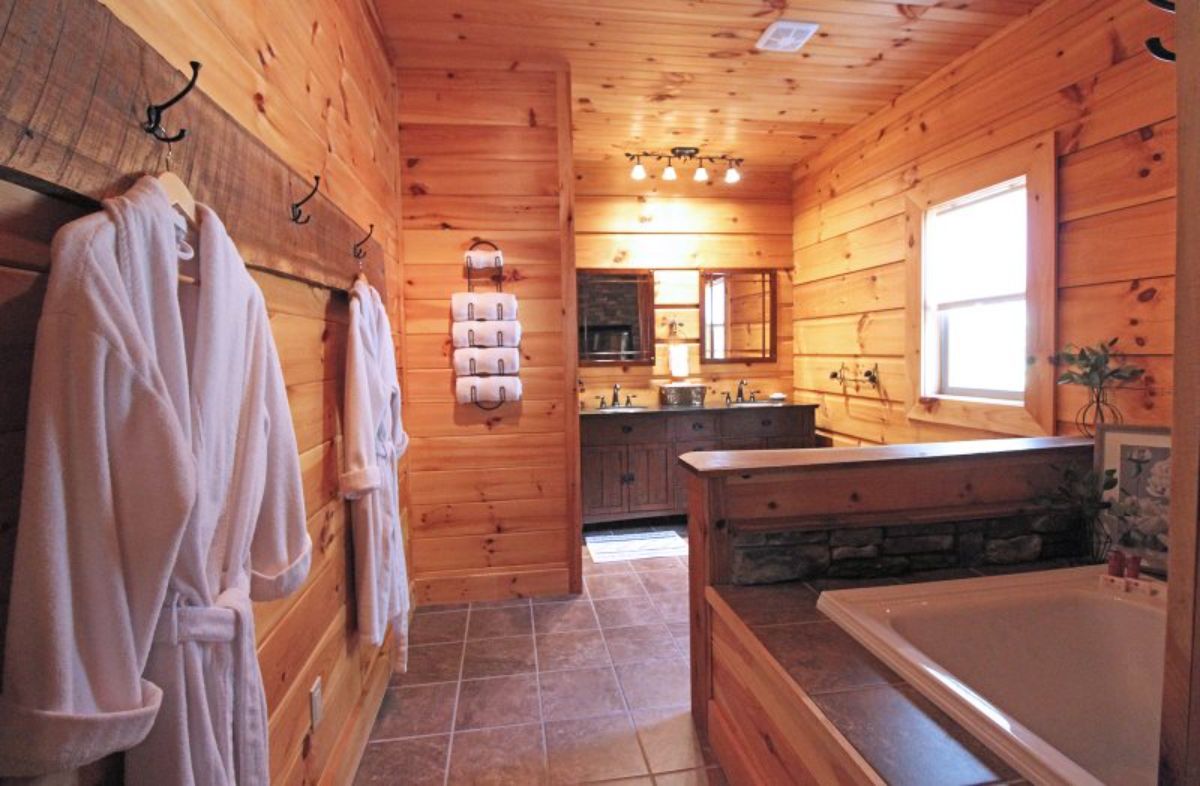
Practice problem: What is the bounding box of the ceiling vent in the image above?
[754,20,820,53]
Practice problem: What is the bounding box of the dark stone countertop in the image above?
[578,401,818,417]
[710,562,1082,786]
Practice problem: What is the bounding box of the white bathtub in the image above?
[817,566,1165,786]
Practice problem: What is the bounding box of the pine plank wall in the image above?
[397,66,581,603]
[791,0,1177,445]
[574,164,795,407]
[0,1,403,783]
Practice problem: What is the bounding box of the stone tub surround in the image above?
[731,513,1087,584]
[709,565,1082,785]
[356,548,726,785]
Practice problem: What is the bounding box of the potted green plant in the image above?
[1038,465,1119,562]
[1053,339,1144,437]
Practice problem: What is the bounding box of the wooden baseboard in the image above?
[319,638,393,786]
[413,566,570,603]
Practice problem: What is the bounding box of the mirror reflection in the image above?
[702,270,776,362]
[577,270,655,365]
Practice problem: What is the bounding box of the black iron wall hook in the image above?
[353,223,374,260]
[1144,0,1176,62]
[290,175,320,224]
[144,61,201,143]
[1146,37,1177,61]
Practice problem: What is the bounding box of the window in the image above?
[922,177,1028,401]
[904,134,1056,436]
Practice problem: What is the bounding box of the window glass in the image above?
[923,177,1027,400]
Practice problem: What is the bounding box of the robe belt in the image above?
[152,588,270,786]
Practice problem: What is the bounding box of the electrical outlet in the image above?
[309,677,323,729]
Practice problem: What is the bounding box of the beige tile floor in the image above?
[355,550,727,785]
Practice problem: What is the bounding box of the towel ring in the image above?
[469,383,508,411]
[466,238,504,293]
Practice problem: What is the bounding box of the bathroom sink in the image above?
[726,401,785,408]
[592,406,652,413]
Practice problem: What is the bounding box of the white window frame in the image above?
[904,134,1057,437]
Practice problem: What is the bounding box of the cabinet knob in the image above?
[691,422,704,431]
[621,425,633,434]
[761,419,772,427]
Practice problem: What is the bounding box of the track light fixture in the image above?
[629,155,647,181]
[623,147,743,185]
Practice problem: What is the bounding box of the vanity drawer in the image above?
[724,408,803,438]
[669,412,721,440]
[581,416,668,446]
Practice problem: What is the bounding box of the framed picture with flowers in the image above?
[1095,425,1171,575]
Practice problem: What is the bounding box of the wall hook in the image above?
[290,175,320,224]
[353,223,374,260]
[1145,37,1176,62]
[144,61,201,144]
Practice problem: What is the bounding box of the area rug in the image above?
[586,530,688,563]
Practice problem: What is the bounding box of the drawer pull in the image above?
[691,422,704,431]
[761,419,773,427]
[621,425,633,434]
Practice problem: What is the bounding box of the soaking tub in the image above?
[817,566,1165,786]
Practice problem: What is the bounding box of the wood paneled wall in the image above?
[0,1,405,783]
[104,0,399,256]
[575,164,795,407]
[790,0,1177,446]
[398,67,580,603]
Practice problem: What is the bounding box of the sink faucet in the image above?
[612,383,622,408]
[736,379,748,403]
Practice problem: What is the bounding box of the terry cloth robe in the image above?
[340,277,410,648]
[0,177,311,785]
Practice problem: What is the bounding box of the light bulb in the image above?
[630,161,647,181]
[663,163,677,181]
[694,164,709,182]
[724,165,741,184]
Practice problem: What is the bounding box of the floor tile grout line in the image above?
[595,599,655,780]
[441,605,470,786]
[526,601,550,778]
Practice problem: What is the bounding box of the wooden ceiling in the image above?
[375,0,1046,166]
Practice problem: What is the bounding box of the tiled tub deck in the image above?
[707,562,1087,786]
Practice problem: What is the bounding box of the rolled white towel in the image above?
[668,343,690,378]
[452,320,521,348]
[453,347,521,376]
[456,376,522,404]
[465,247,504,269]
[451,292,519,322]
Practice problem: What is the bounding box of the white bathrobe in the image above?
[0,177,311,784]
[340,277,410,648]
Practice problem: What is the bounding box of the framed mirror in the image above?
[701,269,777,363]
[577,270,655,365]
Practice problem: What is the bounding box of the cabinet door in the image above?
[673,438,721,512]
[581,446,627,519]
[627,443,673,513]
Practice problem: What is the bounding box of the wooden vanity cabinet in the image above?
[580,405,817,524]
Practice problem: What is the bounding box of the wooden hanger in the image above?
[157,170,197,226]
[157,145,199,285]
